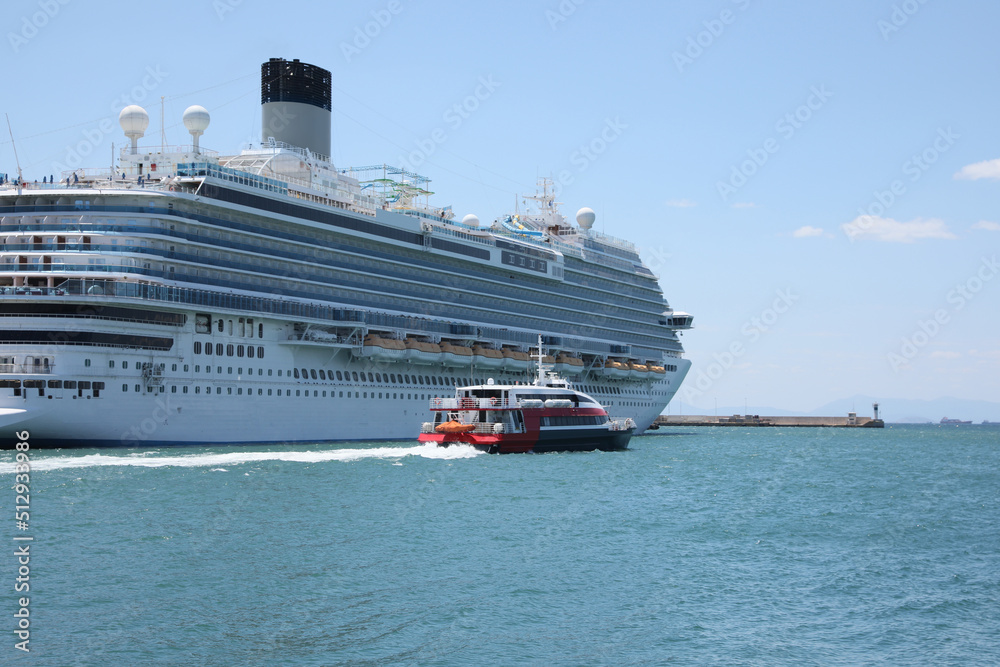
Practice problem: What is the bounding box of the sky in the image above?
[1,0,997,414]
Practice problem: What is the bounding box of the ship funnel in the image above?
[261,58,331,159]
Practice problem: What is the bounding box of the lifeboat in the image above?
[435,420,476,434]
[405,338,442,364]
[472,345,505,369]
[553,353,584,377]
[648,364,666,375]
[604,358,628,379]
[628,362,648,379]
[439,342,473,367]
[501,347,530,371]
[360,334,406,361]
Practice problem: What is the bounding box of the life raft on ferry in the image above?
[435,420,476,434]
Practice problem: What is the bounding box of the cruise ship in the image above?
[0,58,692,447]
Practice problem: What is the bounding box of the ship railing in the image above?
[121,145,220,159]
[0,364,55,374]
[429,397,519,410]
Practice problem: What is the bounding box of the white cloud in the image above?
[666,199,696,208]
[954,158,1000,181]
[841,216,957,243]
[731,202,756,209]
[973,220,1000,231]
[793,225,824,238]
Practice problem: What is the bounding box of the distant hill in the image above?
[671,395,1000,423]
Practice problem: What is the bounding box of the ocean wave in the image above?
[0,442,482,473]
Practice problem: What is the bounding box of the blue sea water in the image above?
[2,424,999,666]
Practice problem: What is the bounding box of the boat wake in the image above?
[0,442,482,473]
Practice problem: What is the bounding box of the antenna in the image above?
[535,334,544,386]
[5,114,24,193]
[160,96,166,152]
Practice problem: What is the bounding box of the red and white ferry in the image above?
[419,341,636,453]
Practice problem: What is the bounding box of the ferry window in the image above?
[217,387,222,394]
[268,389,272,396]
[319,370,326,380]
[218,319,223,333]
[237,345,244,358]
[171,386,177,393]
[257,346,264,358]
[258,324,263,338]
[135,384,141,392]
[205,344,212,356]
[363,392,367,399]
[277,389,282,396]
[248,346,255,359]
[268,369,272,376]
[389,374,396,383]
[313,391,318,397]
[431,377,438,386]
[247,319,254,337]
[109,360,115,369]
[64,381,76,389]
[310,369,317,380]
[418,375,424,384]
[226,344,234,357]
[293,369,300,379]
[194,342,201,354]
[296,390,301,397]
[228,320,233,335]
[378,392,383,399]
[195,387,201,394]
[217,367,222,374]
[122,384,128,392]
[352,372,359,382]
[339,391,344,398]
[300,368,308,379]
[239,318,245,337]
[336,371,343,381]
[404,375,410,383]
[367,373,374,383]
[238,388,242,395]
[183,386,188,394]
[375,373,382,383]
[123,361,129,370]
[322,391,326,397]
[85,359,91,367]
[278,370,282,377]
[171,364,177,372]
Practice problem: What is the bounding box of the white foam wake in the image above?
[0,442,482,473]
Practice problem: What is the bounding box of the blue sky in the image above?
[2,0,997,414]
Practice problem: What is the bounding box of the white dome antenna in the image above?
[183,105,211,153]
[119,105,149,155]
[462,213,480,227]
[576,207,596,231]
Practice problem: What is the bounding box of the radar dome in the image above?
[119,105,149,135]
[183,105,211,153]
[462,213,480,227]
[119,105,149,154]
[576,207,596,230]
[182,105,211,133]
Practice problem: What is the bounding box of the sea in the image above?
[2,424,998,666]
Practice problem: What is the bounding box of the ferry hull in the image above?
[419,428,633,454]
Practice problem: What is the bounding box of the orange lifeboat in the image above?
[435,420,476,434]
